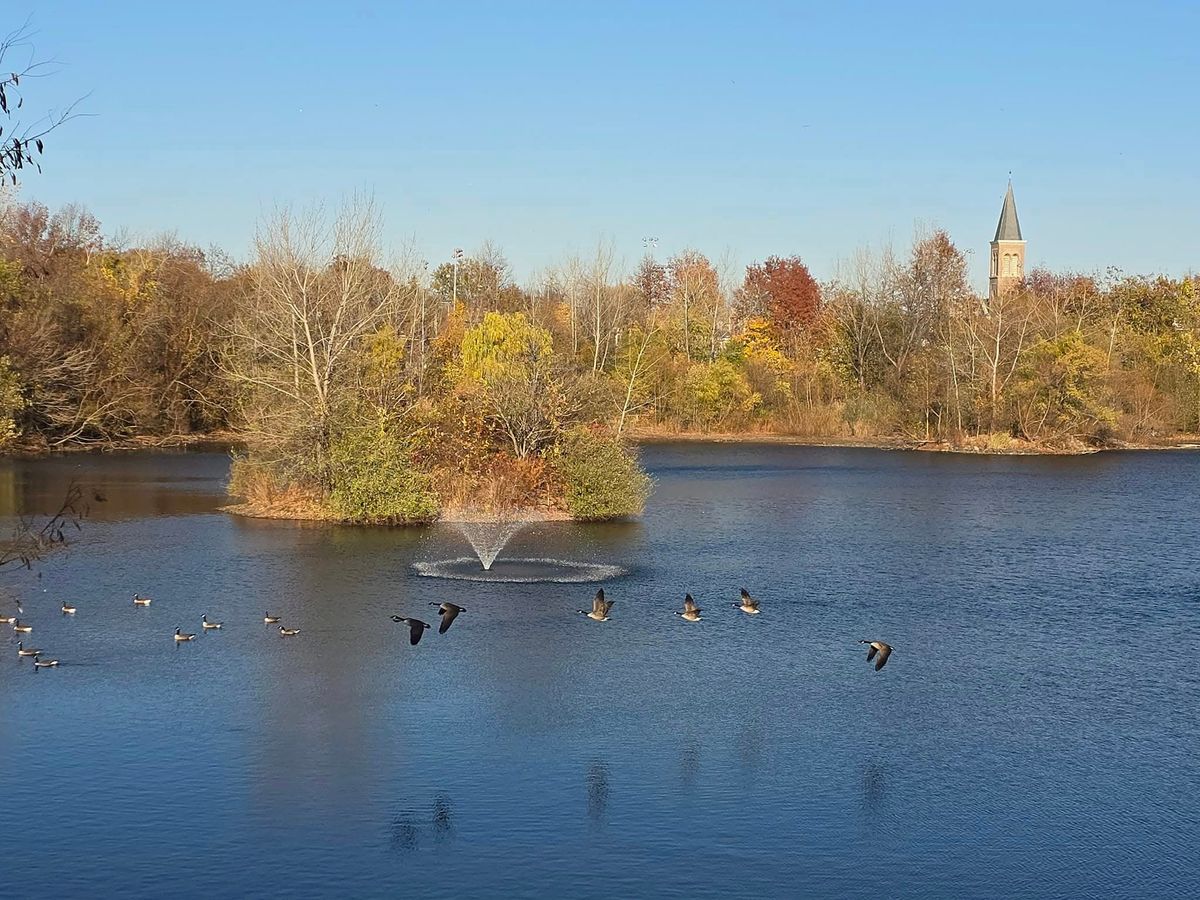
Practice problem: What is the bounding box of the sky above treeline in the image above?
[9,0,1199,291]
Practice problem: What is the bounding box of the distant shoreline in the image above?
[628,429,1200,456]
[4,429,1199,460]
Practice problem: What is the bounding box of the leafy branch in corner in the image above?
[0,20,84,186]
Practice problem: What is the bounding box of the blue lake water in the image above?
[1,443,1198,898]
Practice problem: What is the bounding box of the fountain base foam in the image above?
[412,557,625,584]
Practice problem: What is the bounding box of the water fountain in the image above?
[453,520,528,571]
[411,509,625,584]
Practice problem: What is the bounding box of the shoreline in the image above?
[628,429,1200,456]
[222,501,574,525]
[5,429,1200,460]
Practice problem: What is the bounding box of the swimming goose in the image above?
[16,641,43,657]
[174,627,196,642]
[133,594,152,607]
[278,625,301,637]
[61,602,77,615]
[12,620,33,633]
[578,589,613,622]
[263,613,281,624]
[733,588,760,615]
[391,616,430,646]
[32,655,59,668]
[0,615,16,625]
[674,594,702,622]
[859,640,893,671]
[201,615,223,630]
[429,601,466,634]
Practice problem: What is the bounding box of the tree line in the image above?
[1,196,1197,467]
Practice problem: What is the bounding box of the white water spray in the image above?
[451,520,528,570]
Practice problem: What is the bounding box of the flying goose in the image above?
[263,612,281,624]
[391,616,430,646]
[174,627,196,642]
[133,594,152,607]
[859,640,893,671]
[12,620,32,633]
[278,625,301,637]
[733,588,760,615]
[61,602,77,615]
[201,615,223,630]
[675,594,702,622]
[429,601,466,634]
[16,641,43,657]
[33,655,59,669]
[578,589,613,622]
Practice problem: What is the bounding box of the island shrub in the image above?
[327,418,439,525]
[555,427,651,520]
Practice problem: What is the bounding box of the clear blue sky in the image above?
[10,0,1200,290]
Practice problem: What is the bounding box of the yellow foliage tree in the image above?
[457,311,574,457]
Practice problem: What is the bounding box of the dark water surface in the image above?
[1,444,1198,899]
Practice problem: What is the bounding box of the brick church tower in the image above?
[989,182,1025,302]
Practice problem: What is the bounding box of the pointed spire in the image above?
[993,182,1023,241]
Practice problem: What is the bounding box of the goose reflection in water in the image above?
[680,742,701,791]
[861,763,888,818]
[586,761,610,826]
[389,796,455,852]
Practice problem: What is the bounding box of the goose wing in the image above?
[874,644,892,671]
[591,590,606,616]
[683,594,700,614]
[438,605,460,634]
[409,619,429,645]
[865,643,878,662]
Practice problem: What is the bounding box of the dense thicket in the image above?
[1,197,1197,477]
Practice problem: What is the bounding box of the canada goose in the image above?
[12,620,32,633]
[61,602,77,615]
[429,601,466,634]
[391,616,430,646]
[133,594,152,607]
[201,615,223,630]
[263,613,281,624]
[675,594,702,622]
[32,655,59,668]
[278,625,301,637]
[174,627,196,642]
[859,640,893,671]
[16,641,43,657]
[733,588,760,615]
[0,615,16,625]
[578,589,613,622]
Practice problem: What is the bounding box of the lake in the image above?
[1,443,1198,899]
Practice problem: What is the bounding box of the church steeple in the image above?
[989,180,1026,301]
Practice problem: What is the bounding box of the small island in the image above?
[219,205,651,525]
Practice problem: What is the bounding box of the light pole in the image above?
[642,236,658,259]
[452,248,464,306]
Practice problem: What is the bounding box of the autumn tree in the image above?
[457,311,579,457]
[223,199,410,485]
[632,255,670,309]
[666,250,723,361]
[739,255,821,332]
